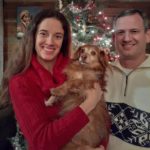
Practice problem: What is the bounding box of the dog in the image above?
[45,44,110,150]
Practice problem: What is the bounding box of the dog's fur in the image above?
[45,44,110,150]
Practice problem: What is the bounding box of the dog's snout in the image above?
[81,54,87,61]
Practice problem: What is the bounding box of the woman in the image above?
[0,9,105,150]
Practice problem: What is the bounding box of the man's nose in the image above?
[123,32,131,41]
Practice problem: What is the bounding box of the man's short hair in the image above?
[113,9,149,31]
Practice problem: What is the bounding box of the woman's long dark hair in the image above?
[0,9,72,108]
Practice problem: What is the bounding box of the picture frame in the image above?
[16,6,42,39]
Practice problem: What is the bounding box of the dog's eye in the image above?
[91,51,96,56]
[80,48,85,53]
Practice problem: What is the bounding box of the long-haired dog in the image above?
[45,44,110,150]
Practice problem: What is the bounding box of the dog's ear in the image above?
[99,50,108,69]
[72,46,82,60]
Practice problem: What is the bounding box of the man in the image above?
[105,9,150,150]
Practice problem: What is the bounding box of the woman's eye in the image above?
[39,32,47,36]
[55,34,63,40]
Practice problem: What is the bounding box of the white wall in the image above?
[0,0,3,83]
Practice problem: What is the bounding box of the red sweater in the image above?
[9,54,89,150]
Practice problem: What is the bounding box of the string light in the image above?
[59,0,118,61]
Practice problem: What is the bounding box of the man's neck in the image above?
[119,55,147,69]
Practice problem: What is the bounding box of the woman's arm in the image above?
[9,76,89,150]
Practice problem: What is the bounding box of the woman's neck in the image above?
[36,57,56,73]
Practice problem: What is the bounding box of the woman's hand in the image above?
[79,82,103,114]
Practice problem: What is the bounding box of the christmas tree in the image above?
[57,0,113,53]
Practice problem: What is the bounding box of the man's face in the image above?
[113,13,150,60]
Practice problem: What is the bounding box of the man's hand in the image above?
[77,145,105,150]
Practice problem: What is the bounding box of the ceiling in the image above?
[4,0,54,1]
[3,0,150,2]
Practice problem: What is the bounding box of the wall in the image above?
[3,1,56,69]
[0,0,3,83]
[3,1,150,68]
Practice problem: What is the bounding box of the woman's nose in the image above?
[46,35,54,44]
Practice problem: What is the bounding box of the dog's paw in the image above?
[51,87,67,96]
[70,87,80,93]
[51,88,58,96]
[44,95,57,106]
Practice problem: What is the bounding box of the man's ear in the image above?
[111,32,116,50]
[146,29,150,43]
[112,32,115,43]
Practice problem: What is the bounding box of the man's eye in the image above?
[116,31,124,35]
[131,30,139,33]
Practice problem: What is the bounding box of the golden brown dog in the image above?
[45,44,110,150]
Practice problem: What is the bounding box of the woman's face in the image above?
[35,18,64,71]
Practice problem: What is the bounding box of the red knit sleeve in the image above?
[9,76,89,150]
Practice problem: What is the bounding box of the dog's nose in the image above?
[81,55,87,61]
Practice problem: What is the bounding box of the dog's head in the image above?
[73,44,108,72]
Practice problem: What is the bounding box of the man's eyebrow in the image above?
[114,29,124,33]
